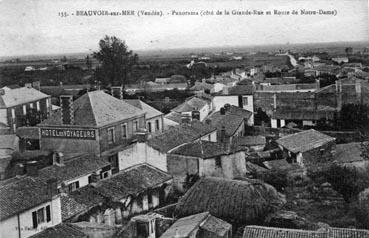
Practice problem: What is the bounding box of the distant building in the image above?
[160,212,232,238]
[0,86,51,133]
[0,176,61,238]
[171,96,212,122]
[276,129,336,168]
[331,57,349,64]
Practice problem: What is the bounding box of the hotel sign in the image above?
[40,128,96,140]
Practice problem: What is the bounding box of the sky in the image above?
[0,0,368,57]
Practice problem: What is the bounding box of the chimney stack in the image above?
[220,126,226,143]
[220,107,226,115]
[26,160,38,176]
[111,86,123,100]
[32,81,41,91]
[53,151,64,166]
[60,95,74,125]
[46,178,58,197]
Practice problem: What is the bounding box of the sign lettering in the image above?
[40,128,96,140]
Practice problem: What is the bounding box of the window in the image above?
[23,105,27,115]
[242,97,248,106]
[108,127,115,144]
[88,175,92,184]
[121,124,127,138]
[30,103,34,109]
[147,122,152,133]
[11,108,15,118]
[134,121,138,131]
[32,205,51,228]
[155,120,160,131]
[215,156,222,168]
[68,181,80,192]
[100,171,109,179]
[36,101,40,111]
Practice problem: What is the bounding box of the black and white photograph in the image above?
[0,0,369,237]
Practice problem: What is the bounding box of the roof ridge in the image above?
[245,225,326,233]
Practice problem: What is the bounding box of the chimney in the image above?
[26,160,38,176]
[46,178,58,197]
[14,163,25,177]
[224,104,231,112]
[111,86,123,100]
[0,89,5,96]
[25,83,32,88]
[220,107,226,115]
[60,95,74,125]
[220,126,226,143]
[52,151,64,166]
[32,81,41,91]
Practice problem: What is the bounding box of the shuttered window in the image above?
[46,205,51,222]
[32,211,37,228]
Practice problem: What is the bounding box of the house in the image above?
[61,163,172,223]
[207,105,253,143]
[171,96,212,122]
[334,142,369,169]
[212,85,254,124]
[331,57,349,64]
[0,176,61,238]
[29,223,87,238]
[38,91,146,172]
[235,135,266,152]
[0,134,19,179]
[160,212,232,238]
[155,78,171,85]
[190,80,225,94]
[276,129,336,168]
[125,99,164,134]
[243,225,369,238]
[38,153,111,193]
[175,177,285,225]
[168,140,246,191]
[0,86,52,133]
[118,120,217,172]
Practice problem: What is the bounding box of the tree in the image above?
[345,47,353,56]
[85,55,92,71]
[93,35,138,87]
[339,104,369,132]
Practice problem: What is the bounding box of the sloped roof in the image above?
[172,97,209,113]
[236,136,266,146]
[148,120,216,153]
[94,163,172,201]
[29,223,87,238]
[16,126,40,139]
[38,154,110,185]
[164,111,182,124]
[124,99,163,119]
[39,91,145,127]
[160,212,231,238]
[0,176,53,221]
[0,87,50,109]
[61,185,106,221]
[243,226,326,238]
[227,85,255,95]
[276,129,335,153]
[335,142,368,163]
[273,110,336,121]
[170,140,235,159]
[175,177,285,224]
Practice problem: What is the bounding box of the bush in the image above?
[258,170,288,192]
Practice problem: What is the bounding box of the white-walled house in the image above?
[0,177,62,238]
[117,121,217,172]
[212,85,254,125]
[38,153,112,193]
[171,97,212,122]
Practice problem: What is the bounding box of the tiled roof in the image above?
[61,185,106,221]
[175,177,285,224]
[0,87,50,109]
[334,142,368,163]
[263,159,293,171]
[39,91,145,127]
[124,99,163,119]
[227,85,255,95]
[276,129,335,154]
[29,223,87,238]
[169,140,232,159]
[16,126,40,139]
[172,97,209,113]
[160,212,231,238]
[164,111,182,124]
[94,163,172,201]
[235,136,266,146]
[0,176,53,221]
[38,154,110,185]
[273,110,336,121]
[243,226,369,238]
[148,120,216,153]
[243,226,326,238]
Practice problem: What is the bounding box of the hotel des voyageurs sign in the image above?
[40,128,96,140]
